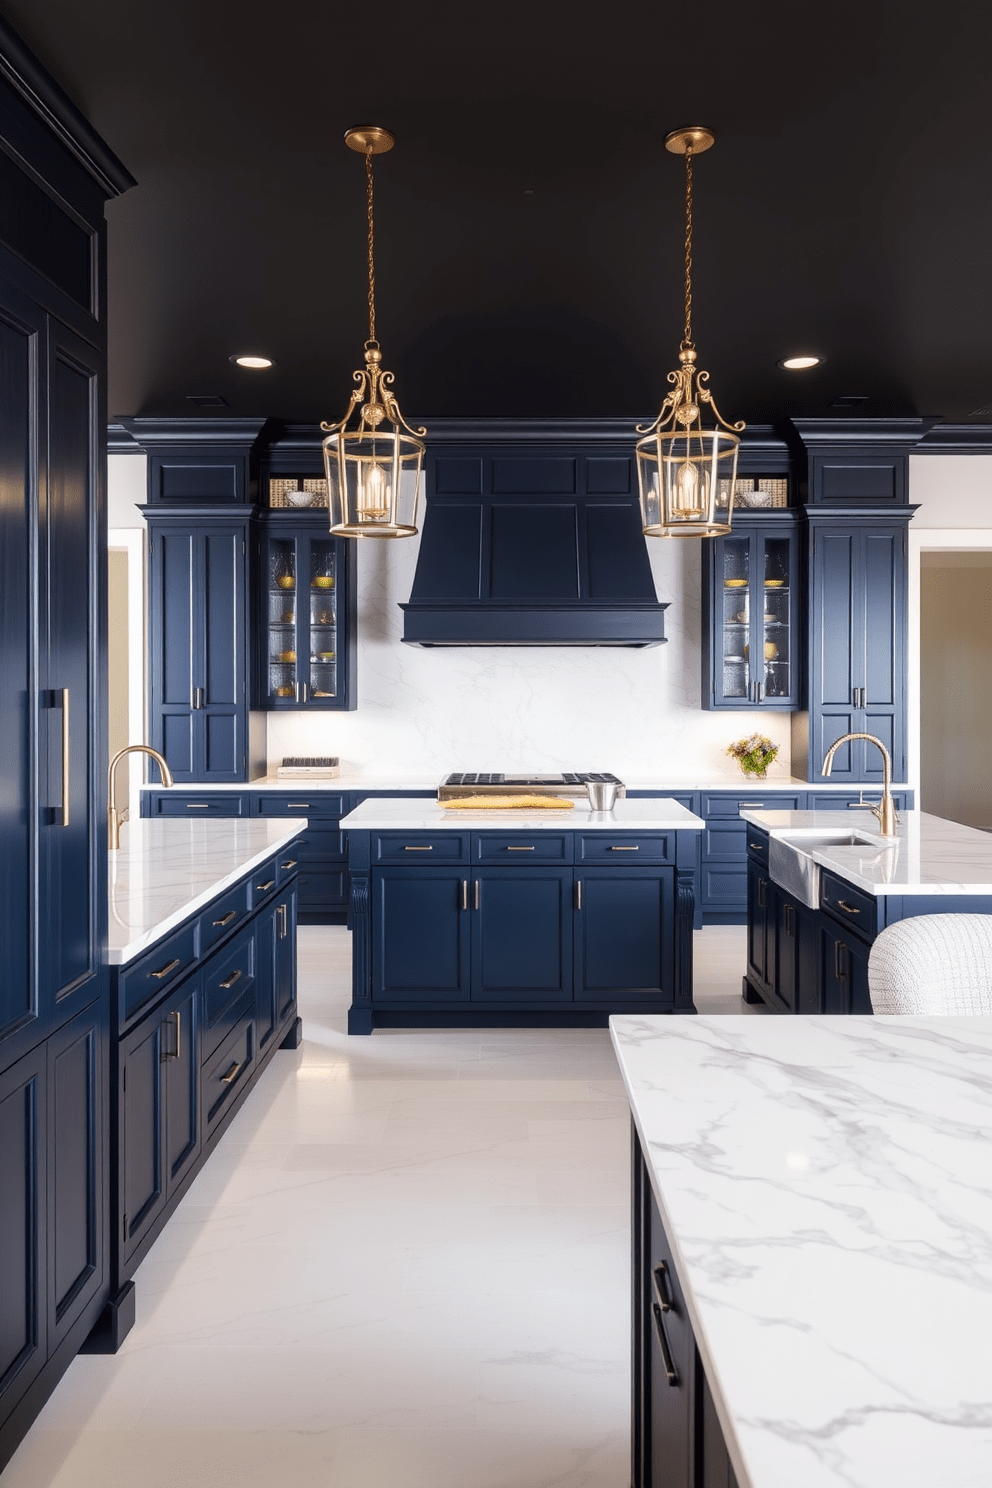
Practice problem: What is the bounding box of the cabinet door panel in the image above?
[819,924,871,1015]
[160,712,196,777]
[156,529,196,706]
[646,1183,694,1488]
[863,530,898,707]
[275,883,297,1024]
[816,531,856,707]
[40,328,101,1023]
[203,711,239,778]
[0,1047,46,1416]
[164,982,200,1193]
[372,871,470,1001]
[745,858,769,992]
[202,529,241,706]
[47,1003,104,1351]
[574,869,674,1001]
[120,1014,166,1262]
[0,306,37,1052]
[472,870,571,1001]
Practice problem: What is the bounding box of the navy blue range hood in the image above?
[401,448,668,647]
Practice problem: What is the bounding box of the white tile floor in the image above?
[6,925,763,1488]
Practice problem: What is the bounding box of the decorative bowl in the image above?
[285,489,313,508]
[276,575,295,589]
[312,576,334,589]
[278,650,296,663]
[724,578,747,588]
[764,578,785,588]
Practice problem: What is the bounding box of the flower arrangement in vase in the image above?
[727,733,779,779]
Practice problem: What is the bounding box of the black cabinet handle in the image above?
[834,940,849,980]
[219,969,242,991]
[651,1304,679,1387]
[758,878,766,908]
[149,957,181,980]
[213,910,237,926]
[784,902,795,936]
[652,1260,674,1313]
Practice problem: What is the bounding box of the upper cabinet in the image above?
[701,514,799,710]
[257,514,356,711]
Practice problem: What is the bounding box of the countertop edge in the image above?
[108,819,306,966]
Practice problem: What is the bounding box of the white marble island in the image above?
[611,1014,992,1488]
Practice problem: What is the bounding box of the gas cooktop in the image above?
[438,772,624,800]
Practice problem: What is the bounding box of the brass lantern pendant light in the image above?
[321,126,426,538]
[636,127,745,538]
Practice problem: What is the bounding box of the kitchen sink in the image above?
[768,828,883,909]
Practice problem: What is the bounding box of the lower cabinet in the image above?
[818,918,872,1015]
[103,861,302,1347]
[353,830,698,1031]
[633,1133,738,1488]
[0,1002,108,1464]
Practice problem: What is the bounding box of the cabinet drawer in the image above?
[576,834,672,863]
[296,827,347,862]
[297,870,348,908]
[701,866,748,909]
[473,833,571,863]
[806,791,911,813]
[119,920,198,1029]
[154,793,244,816]
[275,844,302,884]
[199,880,252,954]
[203,926,255,1057]
[374,833,468,863]
[820,872,877,940]
[745,830,769,867]
[253,792,346,818]
[702,819,746,862]
[249,855,280,906]
[203,1003,255,1134]
[703,791,802,817]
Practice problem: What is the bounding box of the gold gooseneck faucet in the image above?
[821,733,898,837]
[108,745,174,850]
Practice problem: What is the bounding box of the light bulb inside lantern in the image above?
[359,460,390,521]
[674,459,705,517]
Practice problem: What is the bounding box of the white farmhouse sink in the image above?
[768,828,883,909]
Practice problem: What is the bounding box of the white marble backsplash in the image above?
[267,527,791,776]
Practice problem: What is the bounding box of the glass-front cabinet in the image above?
[701,515,799,710]
[258,516,357,710]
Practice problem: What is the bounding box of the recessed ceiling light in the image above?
[778,354,822,370]
[230,354,274,369]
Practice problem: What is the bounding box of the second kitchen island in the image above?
[340,797,704,1033]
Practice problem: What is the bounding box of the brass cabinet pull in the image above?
[219,969,242,990]
[280,859,297,869]
[278,902,288,939]
[610,845,639,851]
[220,1061,242,1085]
[748,842,764,851]
[186,802,210,809]
[59,688,70,826]
[213,910,237,926]
[575,879,582,910]
[461,880,468,911]
[474,879,480,911]
[837,900,861,916]
[149,957,181,980]
[506,845,535,851]
[255,879,275,892]
[404,845,433,851]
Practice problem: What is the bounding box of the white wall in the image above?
[108,452,148,529]
[919,553,992,828]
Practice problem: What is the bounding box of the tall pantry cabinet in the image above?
[0,19,134,1470]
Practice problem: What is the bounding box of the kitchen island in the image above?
[340,796,704,1033]
[738,809,992,1014]
[96,817,305,1349]
[611,1013,992,1488]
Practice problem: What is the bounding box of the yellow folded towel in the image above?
[441,795,575,810]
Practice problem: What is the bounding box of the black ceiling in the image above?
[4,0,992,427]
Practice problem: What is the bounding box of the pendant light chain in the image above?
[682,146,693,352]
[366,146,377,344]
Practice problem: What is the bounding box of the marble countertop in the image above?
[108,818,306,965]
[610,1014,992,1488]
[741,807,992,896]
[338,796,705,832]
[139,773,910,795]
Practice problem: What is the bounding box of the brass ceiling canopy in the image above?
[636,125,745,539]
[321,125,425,539]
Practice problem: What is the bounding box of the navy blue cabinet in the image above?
[574,868,675,1005]
[795,511,912,783]
[257,515,357,710]
[474,868,573,1002]
[148,517,253,781]
[372,869,472,1003]
[255,881,297,1055]
[702,515,799,710]
[0,18,128,1463]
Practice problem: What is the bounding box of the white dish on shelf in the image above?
[285,489,314,508]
